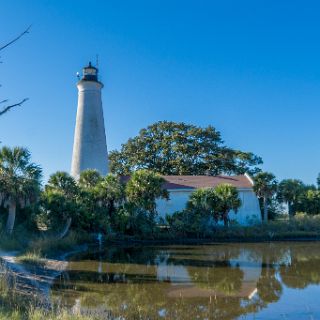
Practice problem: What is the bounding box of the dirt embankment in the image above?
[0,245,87,307]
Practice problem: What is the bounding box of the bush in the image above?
[166,210,213,238]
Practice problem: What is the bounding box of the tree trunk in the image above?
[288,202,293,219]
[6,200,16,235]
[263,197,268,222]
[223,212,229,227]
[57,217,72,239]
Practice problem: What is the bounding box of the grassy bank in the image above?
[16,251,46,267]
[107,213,320,243]
[2,214,320,257]
[0,256,105,320]
[210,214,320,241]
[0,230,93,258]
[0,309,103,320]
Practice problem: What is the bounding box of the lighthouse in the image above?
[71,62,108,179]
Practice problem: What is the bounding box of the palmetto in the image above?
[0,146,42,234]
[253,172,278,222]
[46,171,78,197]
[43,171,78,238]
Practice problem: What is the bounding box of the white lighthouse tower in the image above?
[71,62,108,179]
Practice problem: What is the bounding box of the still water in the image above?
[51,242,320,319]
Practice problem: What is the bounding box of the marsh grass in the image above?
[26,231,94,258]
[16,251,45,267]
[0,308,105,320]
[0,262,17,300]
[210,213,320,241]
[147,213,320,242]
[0,230,93,262]
[28,233,78,257]
[0,262,105,320]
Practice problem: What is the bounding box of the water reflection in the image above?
[51,243,320,319]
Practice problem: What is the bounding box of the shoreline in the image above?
[1,234,320,302]
[0,244,89,308]
[105,235,320,245]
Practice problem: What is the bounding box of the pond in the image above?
[51,242,320,319]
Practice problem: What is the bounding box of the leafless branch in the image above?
[0,26,31,117]
[0,25,31,52]
[0,98,28,116]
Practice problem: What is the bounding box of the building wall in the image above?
[156,188,261,225]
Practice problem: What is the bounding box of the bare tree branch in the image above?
[0,98,28,116]
[0,26,31,117]
[0,25,31,52]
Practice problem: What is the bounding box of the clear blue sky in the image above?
[1,0,320,184]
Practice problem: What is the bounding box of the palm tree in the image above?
[0,146,42,234]
[187,188,218,220]
[46,171,78,197]
[94,174,124,216]
[253,172,278,222]
[124,170,169,234]
[78,169,102,189]
[214,184,242,226]
[277,179,304,217]
[125,170,169,217]
[44,171,78,238]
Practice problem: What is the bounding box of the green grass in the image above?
[16,251,45,267]
[0,262,104,320]
[27,232,80,256]
[205,213,320,241]
[0,309,104,320]
[27,231,94,258]
[0,230,93,261]
[124,213,320,242]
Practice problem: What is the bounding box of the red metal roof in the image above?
[162,175,253,189]
[120,175,253,190]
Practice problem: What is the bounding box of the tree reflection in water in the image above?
[50,243,320,319]
[279,245,320,289]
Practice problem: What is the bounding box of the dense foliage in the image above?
[251,172,320,222]
[109,121,262,176]
[0,146,244,238]
[32,166,170,237]
[167,184,241,236]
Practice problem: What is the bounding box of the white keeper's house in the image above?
[155,174,261,225]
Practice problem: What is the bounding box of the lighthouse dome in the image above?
[82,62,98,81]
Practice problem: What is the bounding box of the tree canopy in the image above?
[109,121,262,176]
